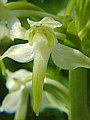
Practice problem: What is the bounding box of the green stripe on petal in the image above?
[32,42,51,116]
[0,43,34,63]
[52,43,90,70]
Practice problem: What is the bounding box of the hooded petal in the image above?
[52,43,90,70]
[27,17,62,28]
[0,90,22,113]
[0,43,34,63]
[10,19,26,40]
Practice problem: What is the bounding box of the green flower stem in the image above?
[69,68,89,120]
[78,20,90,40]
[14,89,28,120]
[63,0,75,28]
[66,0,75,17]
[10,10,63,22]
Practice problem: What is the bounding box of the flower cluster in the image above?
[0,7,90,116]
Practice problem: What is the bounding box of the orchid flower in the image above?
[1,17,90,115]
[0,69,32,120]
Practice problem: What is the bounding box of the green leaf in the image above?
[64,20,81,50]
[5,1,44,11]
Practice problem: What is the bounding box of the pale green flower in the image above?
[1,17,90,115]
[0,69,32,120]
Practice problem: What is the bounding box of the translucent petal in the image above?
[0,43,34,63]
[27,17,62,28]
[10,19,26,40]
[1,90,21,113]
[52,43,90,70]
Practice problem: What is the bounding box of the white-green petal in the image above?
[10,20,26,40]
[27,17,62,28]
[0,90,22,113]
[52,43,90,70]
[0,43,34,63]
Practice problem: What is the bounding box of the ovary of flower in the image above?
[1,17,90,115]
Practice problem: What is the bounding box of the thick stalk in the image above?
[69,68,89,120]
